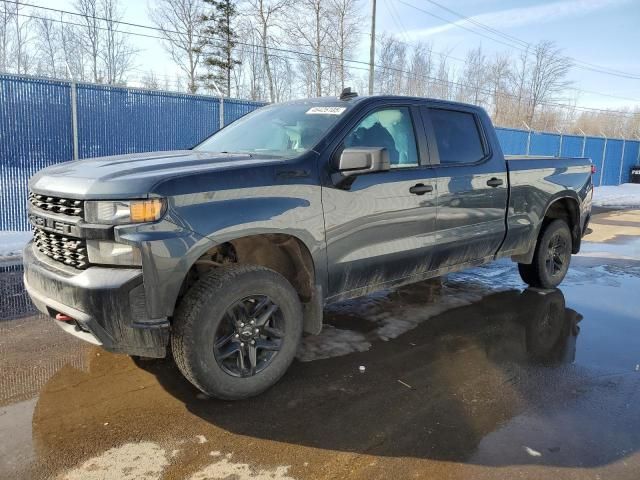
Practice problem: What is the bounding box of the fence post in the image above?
[600,131,608,187]
[220,96,224,129]
[556,127,563,157]
[618,131,626,185]
[206,80,225,130]
[522,121,532,155]
[578,128,587,157]
[70,80,79,160]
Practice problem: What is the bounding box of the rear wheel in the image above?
[518,219,572,289]
[171,265,303,400]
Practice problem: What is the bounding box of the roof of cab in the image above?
[277,94,486,113]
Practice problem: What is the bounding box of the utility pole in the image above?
[368,0,376,95]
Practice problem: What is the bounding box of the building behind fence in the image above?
[2,73,639,232]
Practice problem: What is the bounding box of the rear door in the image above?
[323,102,438,299]
[421,105,508,268]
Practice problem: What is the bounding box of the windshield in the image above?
[194,102,349,158]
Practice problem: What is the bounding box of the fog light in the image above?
[86,240,142,266]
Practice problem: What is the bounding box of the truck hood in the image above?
[29,150,285,199]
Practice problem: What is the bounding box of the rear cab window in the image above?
[428,108,486,165]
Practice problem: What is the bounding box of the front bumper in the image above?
[23,242,169,357]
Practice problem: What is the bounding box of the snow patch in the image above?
[593,183,640,208]
[188,459,295,480]
[297,263,517,362]
[524,446,542,457]
[578,239,640,261]
[297,325,371,362]
[61,442,168,480]
[0,231,31,257]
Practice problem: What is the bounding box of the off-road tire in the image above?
[518,219,572,289]
[171,264,303,400]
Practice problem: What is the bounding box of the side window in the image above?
[343,107,419,167]
[429,109,485,165]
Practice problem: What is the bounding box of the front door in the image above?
[323,105,438,299]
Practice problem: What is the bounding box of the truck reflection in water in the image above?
[477,288,580,367]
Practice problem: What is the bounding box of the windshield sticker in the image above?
[306,107,347,115]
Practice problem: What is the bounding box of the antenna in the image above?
[340,87,358,100]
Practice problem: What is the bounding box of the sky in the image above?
[379,0,640,111]
[42,0,640,112]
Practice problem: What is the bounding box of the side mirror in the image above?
[335,147,390,178]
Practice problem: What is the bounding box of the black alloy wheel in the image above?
[544,233,569,279]
[214,295,284,377]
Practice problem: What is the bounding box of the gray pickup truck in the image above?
[24,92,593,399]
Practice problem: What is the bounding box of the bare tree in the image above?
[326,0,362,93]
[8,0,32,74]
[34,15,60,77]
[272,54,294,101]
[527,40,572,124]
[149,0,205,93]
[433,51,451,100]
[60,20,89,80]
[74,0,102,82]
[375,34,406,95]
[288,0,331,97]
[509,45,529,124]
[487,53,511,122]
[406,42,433,97]
[247,0,289,102]
[574,107,640,138]
[141,70,160,89]
[100,0,136,84]
[237,20,267,100]
[459,46,489,106]
[231,20,250,98]
[0,0,16,72]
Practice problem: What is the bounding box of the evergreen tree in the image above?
[199,0,240,96]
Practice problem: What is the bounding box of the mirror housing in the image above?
[335,147,390,179]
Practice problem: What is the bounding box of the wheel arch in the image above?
[542,195,582,254]
[175,232,323,335]
[513,193,581,265]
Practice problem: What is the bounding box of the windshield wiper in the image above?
[220,151,253,158]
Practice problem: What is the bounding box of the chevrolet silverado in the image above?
[24,91,593,399]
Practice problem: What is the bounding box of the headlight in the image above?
[85,199,165,224]
[86,240,142,266]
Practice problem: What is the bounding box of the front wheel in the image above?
[518,219,572,289]
[171,265,303,400]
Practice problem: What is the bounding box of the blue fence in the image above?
[0,74,264,231]
[1,73,639,231]
[494,128,640,187]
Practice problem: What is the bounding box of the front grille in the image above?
[33,228,89,269]
[29,192,84,217]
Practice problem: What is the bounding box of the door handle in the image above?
[409,183,433,195]
[486,177,504,188]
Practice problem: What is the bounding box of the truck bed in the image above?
[500,154,593,260]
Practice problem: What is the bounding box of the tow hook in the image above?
[55,313,74,323]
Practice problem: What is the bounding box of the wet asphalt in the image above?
[1,208,640,480]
